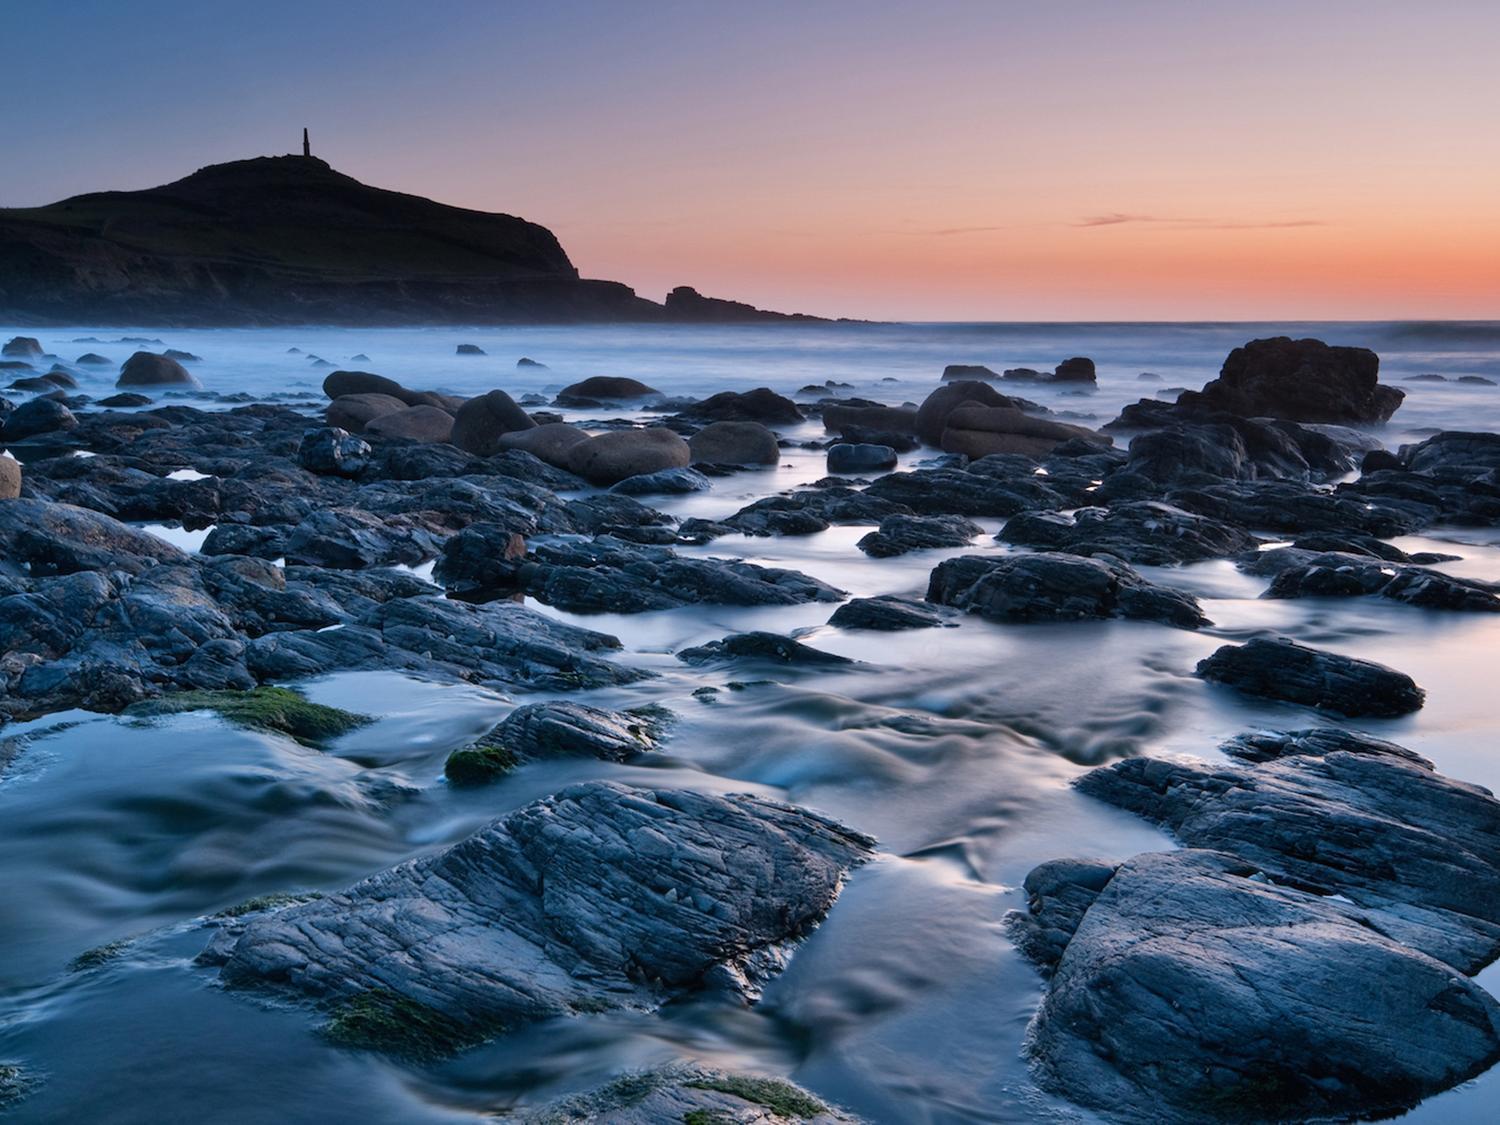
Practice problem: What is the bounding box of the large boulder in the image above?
[1196,636,1424,716]
[325,392,408,434]
[1177,337,1404,424]
[202,782,873,1054]
[118,351,199,388]
[682,387,803,424]
[1,397,78,441]
[566,427,691,485]
[688,420,780,465]
[431,521,529,596]
[0,456,19,500]
[940,406,1110,459]
[553,376,661,406]
[1051,356,1096,383]
[322,370,409,402]
[364,405,455,444]
[451,389,536,456]
[498,422,591,468]
[999,501,1257,565]
[914,380,1016,445]
[2,337,43,358]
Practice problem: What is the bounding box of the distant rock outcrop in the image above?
[0,155,824,325]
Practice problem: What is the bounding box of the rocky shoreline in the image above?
[3,331,1499,1121]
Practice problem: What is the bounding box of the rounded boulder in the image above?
[566,427,691,485]
[451,389,537,456]
[688,420,780,465]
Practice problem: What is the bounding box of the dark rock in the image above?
[118,351,199,388]
[516,357,546,369]
[687,420,780,465]
[43,368,79,388]
[566,427,691,485]
[822,404,918,439]
[0,498,186,576]
[451,389,535,456]
[678,630,852,665]
[1169,480,1420,536]
[1459,375,1497,386]
[865,465,1065,517]
[1195,637,1424,716]
[325,392,408,433]
[163,349,201,362]
[857,514,981,557]
[553,376,660,406]
[1362,448,1404,473]
[680,387,802,425]
[1006,858,1118,973]
[722,487,910,537]
[927,552,1207,628]
[2,337,43,358]
[508,537,844,613]
[449,701,669,783]
[1052,356,1096,383]
[941,364,999,381]
[827,443,897,474]
[1175,336,1404,423]
[323,370,411,402]
[915,380,1018,445]
[999,501,1257,565]
[513,1064,854,1124]
[1265,552,1500,611]
[828,595,955,631]
[431,521,529,596]
[610,466,712,495]
[282,508,441,569]
[455,344,486,355]
[202,782,873,1052]
[941,406,1110,459]
[297,427,372,478]
[96,392,152,408]
[1,397,78,441]
[364,405,454,443]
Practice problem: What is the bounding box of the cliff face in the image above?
[0,155,814,325]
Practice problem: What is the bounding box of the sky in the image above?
[4,0,1499,321]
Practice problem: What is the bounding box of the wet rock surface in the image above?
[1013,729,1500,1122]
[203,782,874,1050]
[1196,636,1425,716]
[927,552,1207,628]
[856,513,981,557]
[999,501,1257,565]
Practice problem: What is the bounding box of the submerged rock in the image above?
[514,1065,858,1124]
[678,630,853,666]
[1195,636,1424,716]
[828,595,956,631]
[857,514,981,557]
[203,782,874,1054]
[445,700,669,784]
[927,552,1207,628]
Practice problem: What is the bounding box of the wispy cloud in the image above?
[924,224,1014,236]
[1073,213,1327,230]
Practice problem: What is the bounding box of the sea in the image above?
[2,320,1498,1123]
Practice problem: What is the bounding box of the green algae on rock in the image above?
[128,686,370,747]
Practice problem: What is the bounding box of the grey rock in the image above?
[118,351,199,388]
[297,427,372,478]
[688,420,781,465]
[610,466,713,495]
[204,782,874,1051]
[678,630,852,666]
[2,397,78,441]
[1265,552,1500,611]
[498,422,591,468]
[827,442,897,474]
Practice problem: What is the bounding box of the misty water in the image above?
[3,321,1500,1122]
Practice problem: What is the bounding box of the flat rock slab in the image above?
[204,782,874,1053]
[926,552,1207,628]
[829,595,956,631]
[1195,636,1424,716]
[1264,551,1500,611]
